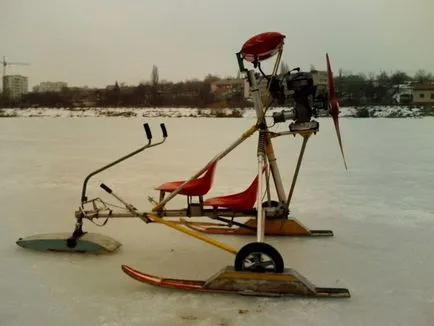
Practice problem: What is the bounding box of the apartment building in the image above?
[210,78,248,99]
[412,83,434,106]
[33,81,68,93]
[2,75,28,99]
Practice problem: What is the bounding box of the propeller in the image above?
[326,53,347,170]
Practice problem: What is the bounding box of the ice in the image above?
[0,117,433,326]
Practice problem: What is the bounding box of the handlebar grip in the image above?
[160,123,168,138]
[100,183,112,194]
[143,123,152,140]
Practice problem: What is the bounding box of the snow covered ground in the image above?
[1,118,433,326]
[337,106,423,118]
[0,105,424,118]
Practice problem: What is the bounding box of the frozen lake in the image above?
[1,116,433,326]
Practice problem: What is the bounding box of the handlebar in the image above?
[80,122,168,203]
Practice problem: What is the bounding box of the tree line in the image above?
[333,69,432,106]
[1,64,433,109]
[0,65,250,109]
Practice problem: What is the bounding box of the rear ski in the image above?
[122,264,350,298]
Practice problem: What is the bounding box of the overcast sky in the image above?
[2,0,433,88]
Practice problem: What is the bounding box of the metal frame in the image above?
[73,46,322,255]
[16,33,351,299]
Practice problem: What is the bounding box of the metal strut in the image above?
[256,131,267,243]
[286,134,310,208]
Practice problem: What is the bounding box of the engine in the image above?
[266,69,329,125]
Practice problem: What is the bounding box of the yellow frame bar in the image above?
[145,213,238,255]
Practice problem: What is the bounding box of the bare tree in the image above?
[377,71,390,85]
[414,69,433,83]
[151,65,159,88]
[390,71,411,85]
[204,74,220,83]
[368,72,376,81]
[280,61,289,74]
[150,65,159,107]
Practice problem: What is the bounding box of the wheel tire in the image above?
[234,242,284,273]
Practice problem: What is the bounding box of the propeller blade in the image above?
[326,53,347,170]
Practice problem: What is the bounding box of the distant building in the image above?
[310,70,328,99]
[310,70,328,88]
[412,83,434,106]
[33,81,67,93]
[210,78,247,99]
[3,75,28,99]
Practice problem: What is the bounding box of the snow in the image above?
[1,118,433,326]
[0,107,208,118]
[0,105,424,118]
[338,106,423,118]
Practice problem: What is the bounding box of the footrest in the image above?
[16,232,121,253]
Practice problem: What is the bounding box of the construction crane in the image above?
[1,56,30,77]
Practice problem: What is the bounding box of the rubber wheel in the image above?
[234,242,284,273]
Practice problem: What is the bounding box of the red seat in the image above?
[203,174,260,211]
[155,161,217,196]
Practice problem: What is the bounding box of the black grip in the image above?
[100,183,112,193]
[160,123,167,138]
[143,123,152,140]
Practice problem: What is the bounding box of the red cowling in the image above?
[240,32,285,62]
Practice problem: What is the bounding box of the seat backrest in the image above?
[244,164,269,207]
[243,175,259,199]
[202,160,217,186]
[188,160,218,196]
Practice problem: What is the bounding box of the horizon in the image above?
[2,0,433,88]
[2,68,432,92]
